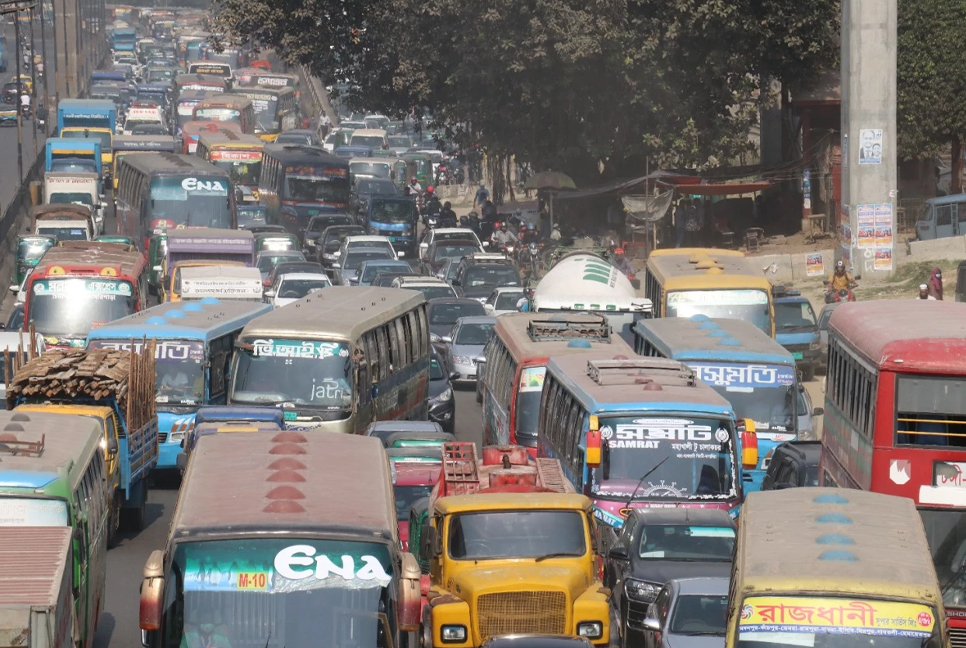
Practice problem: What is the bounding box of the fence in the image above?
[0,153,44,291]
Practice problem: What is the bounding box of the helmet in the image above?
[500,222,508,230]
[427,186,434,194]
[443,201,451,209]
[520,222,528,230]
[835,260,845,270]
[615,247,625,255]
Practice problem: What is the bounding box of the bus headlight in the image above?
[441,626,466,643]
[625,578,659,603]
[577,622,603,639]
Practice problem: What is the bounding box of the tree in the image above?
[897,0,966,192]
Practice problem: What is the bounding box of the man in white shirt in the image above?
[918,284,936,300]
[19,92,30,117]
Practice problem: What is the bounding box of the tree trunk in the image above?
[952,135,963,195]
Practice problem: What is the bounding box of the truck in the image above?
[43,172,105,234]
[29,204,95,242]
[419,442,611,648]
[7,345,160,534]
[44,138,102,179]
[158,228,255,299]
[56,99,116,190]
[0,527,74,648]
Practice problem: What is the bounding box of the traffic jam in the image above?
[0,6,959,648]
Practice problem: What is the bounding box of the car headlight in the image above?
[169,430,186,442]
[809,341,820,350]
[577,622,603,639]
[625,579,660,603]
[305,239,316,247]
[431,387,453,404]
[452,355,472,366]
[441,625,466,643]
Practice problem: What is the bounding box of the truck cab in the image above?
[772,286,821,381]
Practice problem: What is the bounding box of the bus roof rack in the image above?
[586,357,696,387]
[0,433,45,457]
[527,314,611,342]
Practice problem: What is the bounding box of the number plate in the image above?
[389,236,398,242]
[792,352,804,360]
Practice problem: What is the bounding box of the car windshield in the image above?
[775,300,818,332]
[394,484,433,521]
[435,245,479,261]
[449,510,586,560]
[310,217,353,232]
[430,303,484,326]
[277,278,330,299]
[596,415,737,501]
[495,291,523,310]
[666,289,772,335]
[323,231,364,250]
[670,595,728,635]
[350,161,390,179]
[455,322,494,345]
[370,201,414,224]
[356,179,397,196]
[29,278,135,338]
[414,286,456,300]
[361,263,407,282]
[237,207,266,229]
[231,338,353,410]
[344,250,394,270]
[463,265,519,288]
[690,363,797,434]
[437,231,478,243]
[352,136,384,149]
[388,136,411,147]
[638,525,734,560]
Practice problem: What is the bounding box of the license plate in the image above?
[389,236,398,242]
[792,352,803,360]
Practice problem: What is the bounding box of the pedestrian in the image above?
[474,182,490,211]
[928,267,944,300]
[685,200,700,246]
[320,112,331,137]
[674,199,687,248]
[918,284,936,300]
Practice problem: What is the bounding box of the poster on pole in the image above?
[874,203,893,247]
[875,247,893,270]
[856,204,875,248]
[859,129,883,164]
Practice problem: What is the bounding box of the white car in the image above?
[483,286,526,316]
[265,272,332,309]
[391,276,458,301]
[340,235,399,259]
[419,227,485,258]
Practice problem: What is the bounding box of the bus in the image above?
[138,433,421,648]
[115,153,235,251]
[180,121,242,154]
[24,241,149,348]
[234,86,298,141]
[634,315,814,491]
[533,252,653,345]
[537,354,753,529]
[192,94,256,135]
[642,248,776,336]
[187,61,233,83]
[258,144,351,234]
[820,300,966,639]
[196,131,264,191]
[0,409,109,648]
[112,135,179,190]
[479,312,634,452]
[174,73,228,99]
[729,488,946,648]
[175,89,212,130]
[86,299,271,471]
[229,287,430,432]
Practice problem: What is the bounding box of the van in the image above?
[916,194,966,240]
[349,128,388,151]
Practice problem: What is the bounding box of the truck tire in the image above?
[420,609,433,648]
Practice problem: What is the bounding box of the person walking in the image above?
[928,267,944,300]
[918,284,936,300]
[474,182,490,211]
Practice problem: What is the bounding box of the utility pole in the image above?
[12,4,22,182]
[28,4,36,156]
[38,0,48,135]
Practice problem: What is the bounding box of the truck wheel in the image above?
[420,610,433,648]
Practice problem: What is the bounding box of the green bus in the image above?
[0,410,110,648]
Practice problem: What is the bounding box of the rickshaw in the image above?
[402,152,433,190]
[15,235,55,285]
[254,231,299,253]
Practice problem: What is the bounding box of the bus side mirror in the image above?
[739,419,758,469]
[398,552,421,632]
[139,550,165,632]
[586,418,602,468]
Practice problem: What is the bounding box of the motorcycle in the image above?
[824,282,858,304]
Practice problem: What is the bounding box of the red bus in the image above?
[478,312,633,454]
[821,300,966,640]
[24,241,148,348]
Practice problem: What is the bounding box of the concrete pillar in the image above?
[841,0,898,277]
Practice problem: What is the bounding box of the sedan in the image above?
[640,578,729,648]
[265,272,331,309]
[316,225,366,268]
[255,251,306,284]
[333,247,397,285]
[0,102,17,125]
[420,239,484,276]
[427,298,487,343]
[440,315,496,385]
[357,259,413,286]
[428,350,456,432]
[303,213,356,254]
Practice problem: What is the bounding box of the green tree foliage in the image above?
[212,0,838,182]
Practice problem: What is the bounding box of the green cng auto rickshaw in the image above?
[402,152,433,190]
[16,235,56,285]
[95,235,138,248]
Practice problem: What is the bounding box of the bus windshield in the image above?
[666,289,771,335]
[210,157,261,187]
[0,497,69,526]
[596,415,736,500]
[150,176,232,229]
[89,339,205,406]
[29,278,135,337]
[369,201,415,224]
[284,172,350,203]
[164,538,393,648]
[691,363,797,433]
[231,338,353,411]
[244,93,279,130]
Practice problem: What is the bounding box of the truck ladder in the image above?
[440,442,481,496]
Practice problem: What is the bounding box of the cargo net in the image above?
[6,342,157,431]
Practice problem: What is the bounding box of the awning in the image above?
[657,181,771,196]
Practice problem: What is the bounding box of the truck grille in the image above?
[477,591,567,640]
[950,627,966,648]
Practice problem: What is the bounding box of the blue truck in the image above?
[44,137,102,176]
[56,98,117,135]
[113,27,137,52]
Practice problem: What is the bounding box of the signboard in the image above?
[690,363,795,389]
[33,278,132,296]
[740,597,934,638]
[210,150,262,162]
[181,278,263,299]
[251,339,349,359]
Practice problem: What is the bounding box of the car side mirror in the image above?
[608,545,628,560]
[264,290,276,298]
[107,435,118,456]
[643,608,661,632]
[441,336,452,344]
[9,285,18,294]
[449,371,460,380]
[812,407,824,416]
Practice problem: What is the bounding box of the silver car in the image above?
[440,315,496,385]
[640,578,728,648]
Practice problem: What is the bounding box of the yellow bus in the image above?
[196,131,264,191]
[728,488,946,648]
[642,248,775,336]
[233,86,299,141]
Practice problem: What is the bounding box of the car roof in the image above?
[454,315,497,326]
[345,235,392,243]
[493,286,524,294]
[627,507,736,527]
[279,272,330,282]
[669,577,730,596]
[428,298,486,308]
[433,228,478,236]
[396,276,448,286]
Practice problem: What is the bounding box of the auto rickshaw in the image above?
[254,231,299,253]
[15,234,55,285]
[402,152,433,190]
[395,158,416,190]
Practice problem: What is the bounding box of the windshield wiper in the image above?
[534,552,579,562]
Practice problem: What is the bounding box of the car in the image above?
[419,227,485,259]
[357,259,413,286]
[428,349,457,433]
[484,286,526,316]
[275,129,321,146]
[2,302,24,331]
[352,177,400,217]
[481,637,594,648]
[130,122,169,135]
[364,420,446,445]
[302,213,356,253]
[265,261,326,290]
[439,315,497,385]
[333,246,397,285]
[0,102,17,125]
[391,458,441,551]
[322,131,338,152]
[391,276,458,301]
[427,298,487,343]
[387,135,412,156]
[371,271,420,287]
[419,238,484,276]
[339,235,397,261]
[604,509,735,648]
[255,250,306,284]
[265,272,332,308]
[452,252,521,303]
[316,224,366,268]
[435,258,462,283]
[334,145,373,159]
[639,578,729,648]
[816,302,842,374]
[773,287,821,381]
[760,440,821,490]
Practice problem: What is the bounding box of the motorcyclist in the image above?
[826,260,854,295]
[612,246,634,277]
[519,222,539,245]
[439,201,458,227]
[491,222,513,248]
[424,186,441,216]
[407,176,421,199]
[481,198,498,222]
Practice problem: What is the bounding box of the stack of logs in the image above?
[5,341,157,432]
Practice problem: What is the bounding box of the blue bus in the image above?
[85,298,271,470]
[633,315,818,491]
[536,353,755,529]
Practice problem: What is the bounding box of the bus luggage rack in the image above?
[440,442,482,496]
[527,315,611,342]
[586,357,696,387]
[0,433,46,457]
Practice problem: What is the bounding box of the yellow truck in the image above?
[421,443,610,648]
